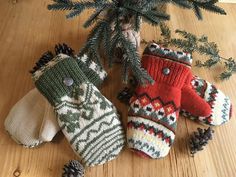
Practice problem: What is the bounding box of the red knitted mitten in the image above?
[127,43,211,158]
[141,43,231,125]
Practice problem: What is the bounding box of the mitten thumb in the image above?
[39,101,60,142]
[181,85,211,117]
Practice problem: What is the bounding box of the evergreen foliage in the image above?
[48,0,226,84]
[146,23,236,80]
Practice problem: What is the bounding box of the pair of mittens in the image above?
[5,43,121,151]
[30,50,125,166]
[127,43,232,158]
[5,44,108,148]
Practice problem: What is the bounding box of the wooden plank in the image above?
[0,1,235,177]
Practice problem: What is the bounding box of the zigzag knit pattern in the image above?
[55,83,125,166]
[129,93,178,132]
[127,44,194,159]
[180,76,232,126]
[128,93,177,158]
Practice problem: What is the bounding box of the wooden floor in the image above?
[0,1,236,177]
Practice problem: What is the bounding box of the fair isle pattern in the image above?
[77,55,107,81]
[55,82,125,166]
[33,54,107,84]
[127,116,175,158]
[143,43,192,66]
[180,76,232,126]
[32,55,125,167]
[127,92,179,158]
[129,93,178,132]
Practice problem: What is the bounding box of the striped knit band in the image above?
[127,116,175,158]
[143,43,192,67]
[33,54,87,105]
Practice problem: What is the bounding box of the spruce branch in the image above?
[83,5,107,28]
[119,32,154,84]
[170,0,193,9]
[142,23,236,80]
[47,0,227,84]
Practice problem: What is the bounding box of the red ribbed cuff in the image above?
[142,54,191,88]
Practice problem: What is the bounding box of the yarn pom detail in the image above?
[62,160,85,177]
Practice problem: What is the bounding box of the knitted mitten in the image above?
[4,44,108,148]
[127,44,211,158]
[181,75,232,126]
[32,54,125,166]
[143,43,232,126]
[143,43,211,117]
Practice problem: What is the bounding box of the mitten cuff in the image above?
[127,116,175,158]
[142,55,191,88]
[32,54,87,105]
[143,43,192,66]
[76,54,107,87]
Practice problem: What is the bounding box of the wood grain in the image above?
[0,1,236,177]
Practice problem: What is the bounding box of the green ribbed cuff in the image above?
[33,54,87,105]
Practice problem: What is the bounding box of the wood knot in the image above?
[13,169,21,177]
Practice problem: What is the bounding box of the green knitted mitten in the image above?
[32,54,125,166]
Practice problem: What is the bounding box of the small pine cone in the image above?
[189,127,214,156]
[30,51,54,74]
[62,160,84,177]
[55,43,74,57]
[117,87,133,105]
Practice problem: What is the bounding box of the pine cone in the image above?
[117,87,133,105]
[30,51,54,74]
[62,160,84,177]
[189,127,214,156]
[55,43,74,57]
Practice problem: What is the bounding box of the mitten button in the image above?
[63,77,74,86]
[163,68,170,75]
